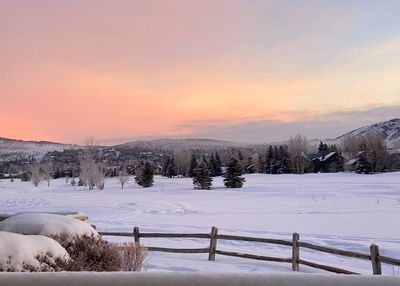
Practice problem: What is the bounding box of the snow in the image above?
[345,159,357,166]
[321,152,336,161]
[0,231,69,271]
[0,213,97,239]
[0,173,399,274]
[313,152,337,162]
[336,118,400,148]
[0,138,72,162]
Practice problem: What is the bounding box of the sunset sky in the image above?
[1,0,400,144]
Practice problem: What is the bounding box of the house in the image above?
[345,158,358,172]
[311,152,344,173]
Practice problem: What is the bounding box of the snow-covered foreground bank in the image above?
[0,173,399,274]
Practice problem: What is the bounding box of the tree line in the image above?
[13,131,396,189]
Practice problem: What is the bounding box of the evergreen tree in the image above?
[265,146,274,174]
[202,154,208,165]
[277,145,292,174]
[208,153,222,177]
[257,156,265,173]
[208,154,216,176]
[271,146,280,174]
[165,156,178,178]
[193,162,213,190]
[188,153,197,178]
[238,151,244,161]
[223,158,245,188]
[162,156,171,177]
[356,141,372,174]
[318,141,329,154]
[214,152,223,176]
[135,161,154,187]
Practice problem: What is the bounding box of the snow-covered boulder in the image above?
[0,213,98,239]
[0,231,69,272]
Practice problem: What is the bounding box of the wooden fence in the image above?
[97,226,400,275]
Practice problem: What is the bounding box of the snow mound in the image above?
[0,213,98,238]
[0,231,69,271]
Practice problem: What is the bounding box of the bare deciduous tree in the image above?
[41,162,53,187]
[174,151,191,177]
[30,164,42,187]
[80,154,97,190]
[364,131,388,173]
[118,165,130,190]
[95,162,106,190]
[341,135,362,159]
[79,136,102,190]
[288,134,309,174]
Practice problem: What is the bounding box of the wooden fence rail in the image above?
[98,226,400,275]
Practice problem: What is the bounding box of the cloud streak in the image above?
[175,105,400,143]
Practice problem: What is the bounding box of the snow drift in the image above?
[0,231,69,272]
[0,213,98,239]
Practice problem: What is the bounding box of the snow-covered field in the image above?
[0,173,399,275]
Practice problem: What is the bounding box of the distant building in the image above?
[311,152,344,173]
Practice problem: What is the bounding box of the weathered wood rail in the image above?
[98,226,400,275]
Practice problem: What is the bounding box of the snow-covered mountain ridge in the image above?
[1,119,399,162]
[0,137,73,162]
[335,118,400,148]
[116,138,247,152]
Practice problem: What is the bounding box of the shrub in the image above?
[120,242,147,271]
[53,234,147,272]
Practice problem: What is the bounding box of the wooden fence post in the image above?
[370,244,382,275]
[134,227,140,245]
[208,226,218,261]
[292,233,300,272]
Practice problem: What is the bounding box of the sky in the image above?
[1,0,400,145]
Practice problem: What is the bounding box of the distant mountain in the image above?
[335,118,400,148]
[0,137,73,162]
[0,137,251,163]
[1,119,399,162]
[116,138,248,152]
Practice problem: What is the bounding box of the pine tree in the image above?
[188,153,197,178]
[223,158,245,188]
[318,141,329,154]
[214,152,223,176]
[209,153,222,177]
[356,141,372,174]
[208,154,216,176]
[257,156,265,173]
[202,154,208,165]
[136,161,154,187]
[238,151,244,161]
[165,156,178,178]
[162,156,171,177]
[277,145,292,174]
[193,162,212,190]
[271,146,280,174]
[265,146,273,174]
